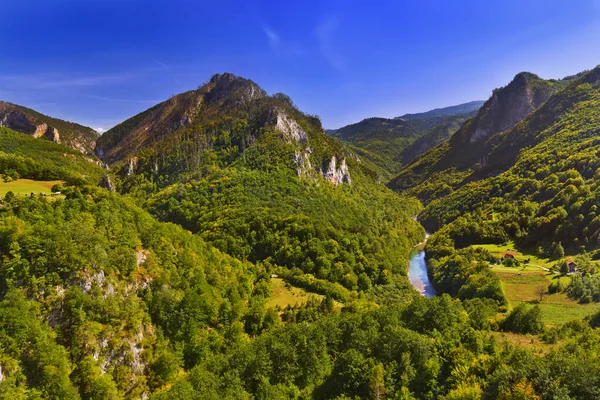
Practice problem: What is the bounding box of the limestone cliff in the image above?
[0,101,99,154]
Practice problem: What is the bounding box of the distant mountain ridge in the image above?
[398,100,484,120]
[0,101,99,154]
[326,101,483,179]
[388,70,580,203]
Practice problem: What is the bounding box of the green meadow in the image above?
[0,179,63,197]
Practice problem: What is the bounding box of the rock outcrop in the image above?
[124,157,138,176]
[451,72,562,146]
[99,174,116,191]
[323,156,351,185]
[294,148,313,176]
[274,109,308,143]
[0,101,99,153]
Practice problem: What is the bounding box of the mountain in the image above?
[388,72,575,202]
[398,100,484,120]
[96,72,423,300]
[326,101,483,179]
[416,66,600,238]
[412,66,600,317]
[398,115,469,165]
[0,101,100,154]
[96,73,268,164]
[4,69,600,399]
[0,125,105,184]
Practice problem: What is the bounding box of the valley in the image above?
[1,57,600,400]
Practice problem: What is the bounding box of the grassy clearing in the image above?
[0,179,63,197]
[494,269,600,326]
[490,264,545,273]
[266,278,324,310]
[473,241,555,268]
[470,242,600,325]
[489,331,555,354]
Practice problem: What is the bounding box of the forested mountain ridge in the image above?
[388,71,577,202]
[3,66,600,399]
[398,115,468,165]
[418,66,600,241]
[408,66,600,346]
[326,101,483,179]
[0,101,100,154]
[93,72,424,303]
[95,73,268,164]
[0,126,105,184]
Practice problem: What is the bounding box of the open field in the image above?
[473,241,556,269]
[474,241,600,324]
[0,179,63,197]
[490,264,546,273]
[494,269,600,326]
[489,331,555,354]
[266,278,325,310]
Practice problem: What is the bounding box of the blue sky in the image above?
[1,0,599,131]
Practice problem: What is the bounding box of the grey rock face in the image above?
[124,157,138,176]
[99,174,116,192]
[275,109,308,143]
[294,148,313,176]
[323,156,351,185]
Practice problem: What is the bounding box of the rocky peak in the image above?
[451,72,558,145]
[204,72,267,109]
[209,72,239,85]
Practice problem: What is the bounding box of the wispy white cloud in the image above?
[153,59,182,85]
[316,17,346,71]
[95,127,108,134]
[87,95,161,104]
[0,72,139,89]
[154,60,168,70]
[262,25,281,50]
[262,24,304,57]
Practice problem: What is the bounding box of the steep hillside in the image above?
[417,66,600,249]
[389,72,574,202]
[4,69,600,400]
[0,186,262,398]
[95,73,268,164]
[326,102,482,179]
[0,126,105,184]
[399,115,468,165]
[0,101,100,154]
[97,73,424,298]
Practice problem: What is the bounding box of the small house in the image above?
[503,252,516,259]
[567,260,578,273]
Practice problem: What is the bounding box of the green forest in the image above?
[1,64,600,400]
